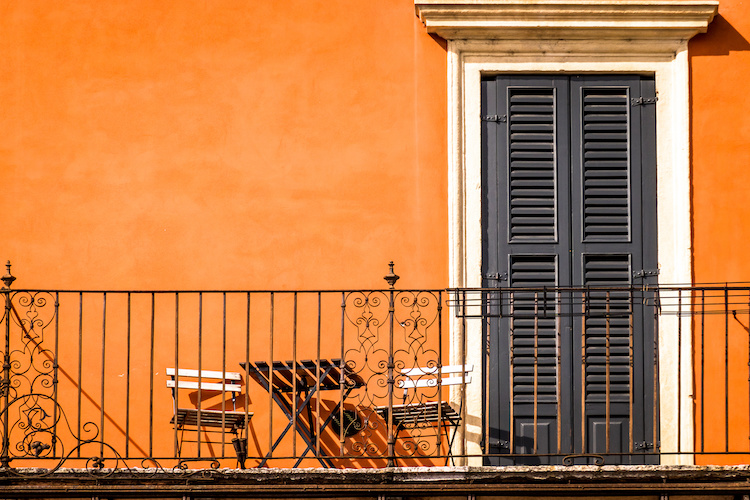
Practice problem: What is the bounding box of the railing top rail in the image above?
[6,284,750,294]
[1,288,447,294]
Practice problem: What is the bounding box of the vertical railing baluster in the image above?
[652,288,660,459]
[628,288,634,455]
[605,291,611,455]
[268,292,274,461]
[53,292,60,458]
[99,292,107,457]
[316,292,321,460]
[244,292,251,447]
[747,290,750,456]
[125,292,131,458]
[339,292,345,459]
[292,292,298,460]
[509,291,515,456]
[556,289,562,456]
[437,291,443,459]
[197,292,203,456]
[0,265,13,468]
[173,293,180,458]
[701,289,705,454]
[533,292,539,454]
[581,290,587,455]
[149,292,155,460]
[460,289,467,462]
[221,292,227,458]
[725,286,730,453]
[677,289,682,454]
[77,292,83,458]
[484,289,491,456]
[386,288,395,466]
[747,289,750,456]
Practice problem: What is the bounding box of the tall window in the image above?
[482,74,658,464]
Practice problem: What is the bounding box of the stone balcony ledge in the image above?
[2,465,750,498]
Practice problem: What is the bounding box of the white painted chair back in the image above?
[397,364,473,401]
[166,368,243,396]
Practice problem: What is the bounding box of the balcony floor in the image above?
[2,465,750,499]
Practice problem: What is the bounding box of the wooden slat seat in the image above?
[377,401,460,428]
[170,408,250,431]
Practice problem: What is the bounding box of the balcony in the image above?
[1,267,749,478]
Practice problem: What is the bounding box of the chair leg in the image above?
[232,430,247,470]
[177,425,185,457]
[443,420,452,466]
[446,420,461,466]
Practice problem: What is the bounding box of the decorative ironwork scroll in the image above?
[0,263,139,477]
[342,287,445,463]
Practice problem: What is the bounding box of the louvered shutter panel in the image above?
[484,74,657,464]
[582,254,632,405]
[508,88,556,241]
[509,255,557,405]
[483,76,573,463]
[570,76,657,459]
[580,87,631,241]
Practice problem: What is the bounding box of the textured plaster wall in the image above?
[689,0,750,463]
[690,2,750,285]
[0,0,448,290]
[0,0,450,469]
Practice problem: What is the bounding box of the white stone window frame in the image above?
[415,0,719,465]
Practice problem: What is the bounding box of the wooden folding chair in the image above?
[166,368,252,454]
[376,364,473,464]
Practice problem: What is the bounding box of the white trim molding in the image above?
[415,0,718,466]
[416,0,718,40]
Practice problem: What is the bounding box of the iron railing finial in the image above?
[1,261,15,290]
[384,261,399,289]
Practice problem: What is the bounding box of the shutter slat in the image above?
[512,208,556,216]
[584,151,628,159]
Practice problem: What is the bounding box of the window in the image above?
[481,74,657,463]
[413,0,718,465]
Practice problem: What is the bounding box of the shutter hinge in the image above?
[484,272,508,282]
[633,269,660,279]
[631,96,658,106]
[634,441,654,451]
[482,114,507,123]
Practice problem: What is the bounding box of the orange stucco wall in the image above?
[1,0,450,469]
[1,0,448,291]
[690,0,750,464]
[691,2,750,285]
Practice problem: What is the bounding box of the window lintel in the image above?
[415,0,719,42]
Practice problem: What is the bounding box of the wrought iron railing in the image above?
[1,263,750,474]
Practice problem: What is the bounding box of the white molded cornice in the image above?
[415,0,719,40]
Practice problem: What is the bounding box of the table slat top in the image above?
[240,358,364,392]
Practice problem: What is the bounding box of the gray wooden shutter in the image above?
[483,76,573,463]
[570,75,657,459]
[483,74,657,464]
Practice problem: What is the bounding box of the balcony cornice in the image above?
[414,0,719,41]
[4,466,750,497]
